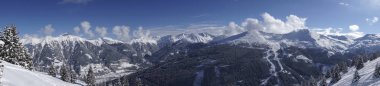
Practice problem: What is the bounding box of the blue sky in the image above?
[0,0,380,38]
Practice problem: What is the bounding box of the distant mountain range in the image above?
[21,29,380,85]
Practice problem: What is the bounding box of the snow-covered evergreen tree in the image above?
[374,63,380,78]
[69,67,77,83]
[319,76,327,86]
[352,69,360,83]
[86,66,95,86]
[330,66,341,84]
[0,25,32,70]
[355,57,364,70]
[123,77,130,86]
[339,62,348,73]
[60,65,70,82]
[308,76,317,86]
[0,40,4,60]
[0,61,4,85]
[135,77,143,86]
[48,64,56,77]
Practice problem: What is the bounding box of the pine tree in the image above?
[0,61,4,85]
[115,77,122,86]
[308,76,317,86]
[48,64,56,77]
[86,66,95,86]
[0,25,33,70]
[60,65,69,82]
[355,58,364,70]
[352,70,360,83]
[339,62,348,73]
[70,67,77,83]
[320,76,327,86]
[374,63,380,78]
[330,66,341,84]
[135,77,143,86]
[122,77,130,86]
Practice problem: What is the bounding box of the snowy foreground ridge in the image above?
[333,57,380,86]
[0,61,79,86]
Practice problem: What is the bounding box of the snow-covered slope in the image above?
[130,37,157,44]
[332,57,380,86]
[21,34,123,47]
[349,34,380,52]
[21,34,159,83]
[0,40,4,45]
[216,29,352,52]
[158,33,215,45]
[0,61,79,86]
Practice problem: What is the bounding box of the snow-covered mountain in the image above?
[21,34,159,83]
[0,60,80,86]
[216,29,352,52]
[348,34,380,53]
[21,29,380,85]
[157,33,215,47]
[102,29,363,86]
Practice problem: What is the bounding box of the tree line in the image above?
[302,52,380,86]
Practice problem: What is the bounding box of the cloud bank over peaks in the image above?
[312,25,364,39]
[224,22,245,36]
[72,21,111,38]
[261,13,307,34]
[112,25,130,41]
[133,27,152,39]
[95,26,107,37]
[73,26,81,34]
[223,12,307,35]
[80,21,94,37]
[42,24,55,36]
[349,25,359,31]
[23,12,367,44]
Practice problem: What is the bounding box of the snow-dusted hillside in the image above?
[332,57,380,86]
[21,34,159,83]
[157,33,215,46]
[21,34,123,47]
[216,29,352,52]
[0,61,80,86]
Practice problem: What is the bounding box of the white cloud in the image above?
[224,22,245,36]
[339,2,350,6]
[362,0,380,8]
[242,12,307,34]
[149,24,226,37]
[61,0,93,4]
[313,27,343,36]
[95,27,107,37]
[80,21,94,37]
[21,34,42,45]
[366,17,379,25]
[81,21,91,32]
[242,18,263,31]
[349,25,359,31]
[73,26,81,34]
[346,31,364,38]
[42,24,55,36]
[133,27,151,39]
[112,25,130,41]
[149,12,307,36]
[313,25,364,39]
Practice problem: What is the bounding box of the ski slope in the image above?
[333,57,380,86]
[0,61,79,86]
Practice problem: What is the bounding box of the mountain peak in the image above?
[130,37,157,44]
[357,34,380,40]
